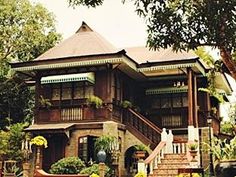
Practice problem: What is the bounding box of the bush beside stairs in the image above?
[148,153,190,177]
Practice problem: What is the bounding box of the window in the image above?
[162,115,182,127]
[62,83,72,100]
[46,82,94,101]
[112,73,121,101]
[52,84,60,100]
[151,93,188,109]
[78,136,97,163]
[74,82,84,99]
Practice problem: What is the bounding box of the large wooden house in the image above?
[11,22,232,176]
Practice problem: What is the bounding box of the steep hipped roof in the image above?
[36,22,119,60]
[125,46,198,64]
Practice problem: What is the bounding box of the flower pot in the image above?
[215,160,236,177]
[189,150,198,162]
[97,150,106,163]
[135,151,146,159]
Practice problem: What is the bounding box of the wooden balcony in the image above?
[37,104,110,123]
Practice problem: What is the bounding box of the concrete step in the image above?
[161,158,189,164]
[164,153,186,159]
[157,163,190,169]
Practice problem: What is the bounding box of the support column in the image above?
[193,74,198,127]
[187,68,193,126]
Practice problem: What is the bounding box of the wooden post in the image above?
[35,147,41,169]
[193,74,198,127]
[187,68,193,126]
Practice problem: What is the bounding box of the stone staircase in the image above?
[148,153,190,177]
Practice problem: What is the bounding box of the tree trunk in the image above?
[219,46,236,80]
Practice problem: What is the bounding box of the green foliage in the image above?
[94,135,117,153]
[121,100,133,109]
[49,157,85,174]
[39,95,52,109]
[80,164,111,177]
[221,121,235,136]
[134,1,236,52]
[68,0,104,8]
[134,144,150,151]
[196,48,224,103]
[0,75,34,128]
[0,0,61,75]
[0,123,28,161]
[87,95,103,109]
[205,137,236,162]
[0,0,61,128]
[188,143,198,151]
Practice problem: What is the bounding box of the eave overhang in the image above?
[215,72,233,95]
[137,58,206,77]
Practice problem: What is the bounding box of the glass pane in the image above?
[74,83,84,99]
[62,83,72,100]
[52,88,60,100]
[152,98,161,108]
[173,94,182,107]
[161,97,170,108]
[182,93,188,107]
[85,86,94,98]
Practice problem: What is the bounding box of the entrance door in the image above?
[42,134,66,172]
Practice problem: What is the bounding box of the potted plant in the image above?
[188,143,198,162]
[121,100,133,109]
[30,135,48,169]
[208,137,236,177]
[134,144,149,160]
[94,135,117,163]
[87,95,103,109]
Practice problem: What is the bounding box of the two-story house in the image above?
[11,22,232,176]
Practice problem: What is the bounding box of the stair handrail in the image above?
[144,141,166,175]
[144,141,166,164]
[127,108,162,133]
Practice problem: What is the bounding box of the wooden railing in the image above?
[61,108,83,121]
[123,108,162,145]
[172,140,188,154]
[144,141,166,175]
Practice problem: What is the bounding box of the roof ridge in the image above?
[76,21,93,33]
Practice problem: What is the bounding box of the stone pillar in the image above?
[161,128,167,142]
[137,160,146,174]
[99,163,106,177]
[166,130,173,153]
[23,163,30,177]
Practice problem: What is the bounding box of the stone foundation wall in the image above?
[64,121,146,177]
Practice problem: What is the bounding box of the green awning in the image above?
[146,86,188,95]
[41,72,95,84]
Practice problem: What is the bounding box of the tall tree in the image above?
[0,0,61,128]
[68,0,236,80]
[0,0,61,75]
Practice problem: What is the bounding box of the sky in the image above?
[30,0,147,48]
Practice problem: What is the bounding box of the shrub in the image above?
[87,95,103,108]
[50,157,85,174]
[80,164,111,177]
